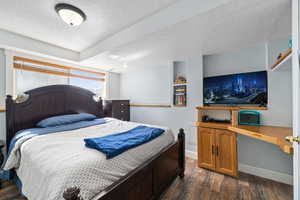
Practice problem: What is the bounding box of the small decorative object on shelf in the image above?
[271,48,292,69]
[277,53,283,60]
[174,76,186,84]
[288,39,292,49]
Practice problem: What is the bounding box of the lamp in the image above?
[93,95,102,102]
[55,3,86,26]
[14,60,30,104]
[15,93,30,104]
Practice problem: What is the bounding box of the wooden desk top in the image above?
[0,109,5,113]
[228,125,293,154]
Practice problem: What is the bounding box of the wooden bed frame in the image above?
[6,85,185,200]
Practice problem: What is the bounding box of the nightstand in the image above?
[103,100,130,121]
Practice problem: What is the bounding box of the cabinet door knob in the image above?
[216,146,219,156]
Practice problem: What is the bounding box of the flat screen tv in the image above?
[203,71,268,105]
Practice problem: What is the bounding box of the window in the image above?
[69,70,105,96]
[14,56,106,97]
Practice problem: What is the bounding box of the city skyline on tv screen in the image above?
[203,71,268,105]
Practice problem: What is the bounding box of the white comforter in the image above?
[4,118,175,200]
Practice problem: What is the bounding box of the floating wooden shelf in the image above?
[130,104,172,108]
[0,109,5,113]
[196,122,231,129]
[271,49,292,71]
[197,106,268,111]
[173,83,187,86]
[238,106,268,110]
[196,122,293,154]
[228,125,293,154]
[174,104,186,107]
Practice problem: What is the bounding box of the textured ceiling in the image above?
[81,0,291,72]
[0,0,178,51]
[0,0,291,72]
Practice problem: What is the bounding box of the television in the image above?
[203,71,268,105]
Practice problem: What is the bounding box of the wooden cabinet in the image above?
[215,129,237,177]
[197,127,237,177]
[103,100,130,121]
[198,128,215,170]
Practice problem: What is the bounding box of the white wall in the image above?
[120,38,293,184]
[203,39,293,176]
[0,49,5,142]
[121,57,203,154]
[106,72,121,100]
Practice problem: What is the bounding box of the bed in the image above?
[5,85,185,200]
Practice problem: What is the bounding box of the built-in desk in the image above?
[228,125,293,154]
[196,106,293,177]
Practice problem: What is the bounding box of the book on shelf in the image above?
[174,84,186,106]
[174,95,186,106]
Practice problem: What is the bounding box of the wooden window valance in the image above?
[13,56,106,82]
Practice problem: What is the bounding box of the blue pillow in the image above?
[37,113,97,128]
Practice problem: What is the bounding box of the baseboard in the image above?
[184,151,292,185]
[239,163,293,185]
[186,150,197,160]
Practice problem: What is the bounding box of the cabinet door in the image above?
[215,130,237,177]
[198,127,216,170]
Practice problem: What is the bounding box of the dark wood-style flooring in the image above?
[0,159,293,200]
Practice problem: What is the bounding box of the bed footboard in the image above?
[63,129,185,200]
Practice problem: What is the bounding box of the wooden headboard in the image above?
[6,85,104,149]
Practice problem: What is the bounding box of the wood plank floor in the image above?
[161,159,293,200]
[0,158,293,200]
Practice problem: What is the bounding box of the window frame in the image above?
[13,56,107,97]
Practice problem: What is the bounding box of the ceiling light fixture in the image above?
[55,3,86,26]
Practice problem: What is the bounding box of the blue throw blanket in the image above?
[84,126,165,159]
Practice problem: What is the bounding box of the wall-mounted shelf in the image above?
[197,106,268,111]
[172,61,187,107]
[174,104,186,107]
[271,49,292,71]
[130,104,171,108]
[173,83,187,86]
[228,125,293,154]
[196,121,231,129]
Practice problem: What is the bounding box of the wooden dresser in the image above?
[103,100,130,121]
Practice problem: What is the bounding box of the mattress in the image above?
[4,118,174,200]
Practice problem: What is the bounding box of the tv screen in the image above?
[203,71,268,105]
